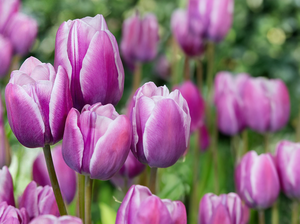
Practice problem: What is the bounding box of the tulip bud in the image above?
[173,81,205,133]
[0,202,28,224]
[118,151,145,179]
[5,57,73,148]
[19,181,59,220]
[32,145,76,204]
[188,0,234,42]
[30,215,83,224]
[235,151,280,209]
[0,0,20,33]
[214,72,249,135]
[243,77,290,133]
[198,124,210,151]
[0,35,13,77]
[199,193,244,224]
[171,9,204,57]
[275,140,300,199]
[116,185,187,224]
[0,166,15,206]
[4,13,38,55]
[131,82,191,168]
[62,103,132,180]
[155,55,171,81]
[54,14,124,110]
[121,12,159,64]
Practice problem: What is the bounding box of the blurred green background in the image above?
[5,0,300,223]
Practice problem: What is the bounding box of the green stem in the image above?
[259,210,265,224]
[133,63,142,92]
[292,201,299,224]
[271,202,279,224]
[85,176,93,224]
[124,177,129,194]
[78,173,85,221]
[43,144,67,215]
[212,112,219,194]
[242,130,248,155]
[196,58,203,89]
[264,133,269,153]
[149,167,158,194]
[171,37,179,87]
[206,42,215,95]
[184,56,190,81]
[198,150,213,197]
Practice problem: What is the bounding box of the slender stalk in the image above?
[242,130,248,155]
[85,176,93,224]
[198,149,213,197]
[259,210,265,224]
[124,177,129,194]
[196,58,203,89]
[171,37,179,87]
[43,144,67,215]
[133,63,142,92]
[78,173,85,221]
[264,133,269,153]
[149,167,158,194]
[292,201,299,224]
[212,112,219,194]
[138,168,148,186]
[271,202,279,224]
[206,42,215,96]
[184,56,190,81]
[296,106,300,142]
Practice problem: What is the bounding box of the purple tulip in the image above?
[4,13,38,55]
[116,185,187,224]
[62,103,132,180]
[242,204,250,224]
[171,9,204,57]
[235,151,280,209]
[275,140,300,199]
[0,166,15,206]
[0,0,20,33]
[199,193,244,224]
[214,72,249,136]
[0,35,13,77]
[5,57,72,148]
[173,80,205,133]
[0,202,28,224]
[30,215,83,224]
[198,124,210,151]
[32,145,76,204]
[188,0,234,42]
[155,55,171,81]
[54,14,124,111]
[19,181,59,220]
[131,82,191,168]
[121,12,159,64]
[243,77,290,133]
[118,150,145,179]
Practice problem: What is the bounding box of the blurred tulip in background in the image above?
[0,166,15,206]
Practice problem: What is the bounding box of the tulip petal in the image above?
[19,181,39,218]
[81,14,108,30]
[0,167,15,206]
[210,204,231,224]
[19,57,42,76]
[162,200,187,224]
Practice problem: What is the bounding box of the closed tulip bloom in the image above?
[0,35,13,77]
[199,193,244,224]
[121,12,159,64]
[30,215,82,224]
[19,181,59,220]
[0,0,20,33]
[0,202,28,224]
[0,166,15,206]
[155,55,171,81]
[32,145,76,204]
[131,82,191,168]
[275,140,300,199]
[214,72,249,135]
[116,185,187,224]
[4,13,38,55]
[243,77,290,133]
[171,9,204,57]
[188,0,234,42]
[198,124,210,151]
[54,14,124,110]
[5,57,72,148]
[235,151,280,209]
[173,80,205,133]
[62,103,132,180]
[118,151,145,179]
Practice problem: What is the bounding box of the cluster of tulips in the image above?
[0,0,297,223]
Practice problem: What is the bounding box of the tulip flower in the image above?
[32,145,76,204]
[4,13,38,55]
[199,193,244,224]
[19,181,59,220]
[5,57,72,148]
[235,151,280,209]
[116,185,187,224]
[0,35,13,77]
[188,0,234,42]
[62,103,132,180]
[275,140,300,199]
[171,9,204,57]
[198,124,210,151]
[155,55,171,81]
[130,82,191,168]
[0,202,28,224]
[54,14,124,110]
[173,80,205,133]
[120,12,159,64]
[243,77,290,133]
[0,166,15,206]
[0,0,20,33]
[214,72,250,136]
[30,215,83,224]
[118,151,145,179]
